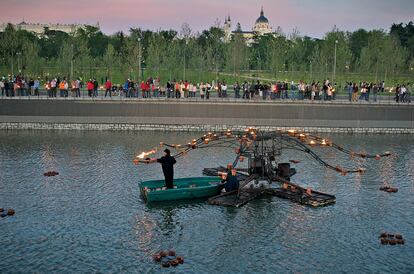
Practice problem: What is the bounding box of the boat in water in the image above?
[139,177,223,202]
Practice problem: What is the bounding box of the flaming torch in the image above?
[133,149,156,165]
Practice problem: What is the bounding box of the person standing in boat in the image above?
[148,149,177,189]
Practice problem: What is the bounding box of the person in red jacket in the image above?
[140,81,146,98]
[105,79,112,97]
[87,80,94,97]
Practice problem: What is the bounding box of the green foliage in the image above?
[0,21,413,86]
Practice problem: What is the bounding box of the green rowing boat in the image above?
[139,177,223,202]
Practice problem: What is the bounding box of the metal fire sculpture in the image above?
[134,128,391,206]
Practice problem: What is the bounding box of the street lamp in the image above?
[333,40,338,81]
[138,37,142,82]
[309,60,313,81]
[183,39,188,80]
[16,52,21,73]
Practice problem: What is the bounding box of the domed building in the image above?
[252,7,273,35]
[223,7,276,44]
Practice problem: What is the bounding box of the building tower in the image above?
[223,15,232,42]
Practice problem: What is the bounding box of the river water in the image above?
[0,130,413,273]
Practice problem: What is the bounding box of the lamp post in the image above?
[309,60,313,81]
[183,39,188,80]
[70,44,74,81]
[16,52,21,73]
[138,37,142,82]
[333,40,338,82]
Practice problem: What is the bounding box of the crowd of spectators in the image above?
[0,74,411,103]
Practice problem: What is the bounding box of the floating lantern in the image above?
[153,254,162,262]
[176,256,184,264]
[161,261,170,267]
[287,129,296,136]
[375,155,381,160]
[7,208,15,216]
[203,138,210,144]
[357,168,366,174]
[309,140,316,146]
[321,139,327,146]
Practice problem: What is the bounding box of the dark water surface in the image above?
[0,130,413,274]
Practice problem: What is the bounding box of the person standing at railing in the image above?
[222,81,228,98]
[352,83,358,102]
[347,82,353,102]
[93,79,98,97]
[174,81,180,98]
[200,82,205,99]
[87,80,94,97]
[234,81,240,98]
[188,82,193,97]
[50,78,56,97]
[206,82,211,99]
[242,81,249,99]
[75,78,81,97]
[179,80,184,98]
[166,80,172,98]
[28,78,34,96]
[105,79,112,97]
[182,80,188,98]
[372,83,378,102]
[59,80,66,97]
[0,77,5,96]
[33,78,40,96]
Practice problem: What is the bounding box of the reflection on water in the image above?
[0,130,413,273]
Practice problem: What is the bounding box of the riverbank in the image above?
[0,98,413,133]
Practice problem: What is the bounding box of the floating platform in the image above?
[208,187,335,208]
[208,189,264,208]
[203,166,296,181]
[265,187,336,207]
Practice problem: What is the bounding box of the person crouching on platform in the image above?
[218,166,239,192]
[148,149,177,189]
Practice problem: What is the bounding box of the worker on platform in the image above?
[219,167,239,192]
[148,149,177,189]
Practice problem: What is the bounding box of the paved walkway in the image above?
[1,94,410,106]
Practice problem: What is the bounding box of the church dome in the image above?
[255,8,268,24]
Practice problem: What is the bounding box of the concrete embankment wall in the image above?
[0,100,413,133]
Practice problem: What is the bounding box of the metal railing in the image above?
[0,88,411,106]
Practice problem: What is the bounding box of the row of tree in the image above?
[0,21,413,83]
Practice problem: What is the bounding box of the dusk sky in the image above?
[1,0,413,38]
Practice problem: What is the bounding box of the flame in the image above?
[136,149,156,159]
